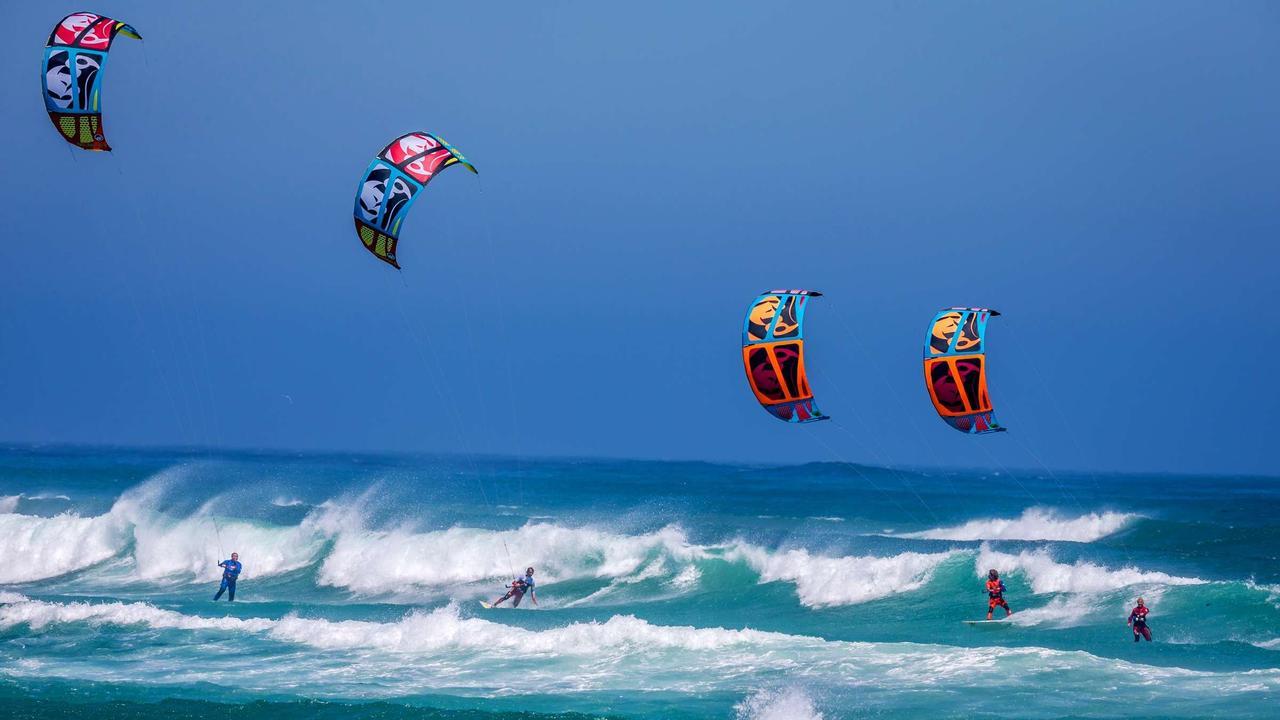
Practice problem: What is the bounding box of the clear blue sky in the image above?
[2,2,1277,476]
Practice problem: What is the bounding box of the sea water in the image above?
[1,446,1277,719]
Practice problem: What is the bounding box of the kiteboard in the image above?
[964,619,1010,625]
[479,601,493,609]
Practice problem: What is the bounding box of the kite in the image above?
[923,307,1005,434]
[742,290,828,423]
[42,12,141,151]
[353,132,477,268]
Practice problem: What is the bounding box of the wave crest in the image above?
[0,509,128,583]
[900,508,1137,542]
[733,546,960,608]
[318,522,704,594]
[977,543,1204,594]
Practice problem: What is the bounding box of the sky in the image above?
[1,2,1278,476]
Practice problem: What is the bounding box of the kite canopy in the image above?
[353,132,478,269]
[742,290,828,423]
[42,12,141,151]
[923,307,1005,434]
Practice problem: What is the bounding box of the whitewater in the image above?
[1,447,1277,719]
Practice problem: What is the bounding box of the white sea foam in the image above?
[1252,582,1280,609]
[5,595,1279,700]
[0,595,801,656]
[735,687,825,720]
[318,522,707,594]
[270,496,306,508]
[1007,594,1099,628]
[130,505,327,582]
[0,495,20,514]
[669,564,702,591]
[564,556,681,607]
[0,472,329,585]
[0,508,129,583]
[900,508,1137,542]
[0,481,957,608]
[317,516,963,608]
[0,595,277,633]
[733,546,959,607]
[976,544,1205,594]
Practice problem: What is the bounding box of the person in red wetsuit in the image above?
[1128,597,1152,642]
[986,568,1012,620]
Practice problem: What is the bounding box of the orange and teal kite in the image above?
[923,307,1004,434]
[742,290,828,423]
[354,132,477,269]
[42,12,141,151]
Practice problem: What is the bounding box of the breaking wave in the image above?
[732,545,961,607]
[976,543,1205,594]
[0,503,129,583]
[0,472,327,585]
[0,476,1229,614]
[0,593,806,656]
[899,508,1138,542]
[3,593,1278,699]
[318,522,706,594]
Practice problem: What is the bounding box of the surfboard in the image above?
[479,601,493,609]
[963,619,1009,624]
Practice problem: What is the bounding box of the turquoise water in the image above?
[1,446,1277,719]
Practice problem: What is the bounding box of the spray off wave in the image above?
[318,523,707,594]
[899,508,1138,542]
[735,687,826,720]
[733,546,960,608]
[0,475,1234,619]
[319,520,972,609]
[1,506,1207,613]
[0,506,129,583]
[976,543,1204,594]
[0,472,329,585]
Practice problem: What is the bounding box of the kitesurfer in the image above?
[986,568,1012,620]
[214,552,242,601]
[490,566,537,608]
[1128,597,1152,642]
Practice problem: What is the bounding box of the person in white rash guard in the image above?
[490,566,537,607]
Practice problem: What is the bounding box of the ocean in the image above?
[1,446,1277,719]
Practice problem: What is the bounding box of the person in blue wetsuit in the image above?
[214,552,241,601]
[490,566,538,607]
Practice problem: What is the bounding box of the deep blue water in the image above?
[1,446,1277,719]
